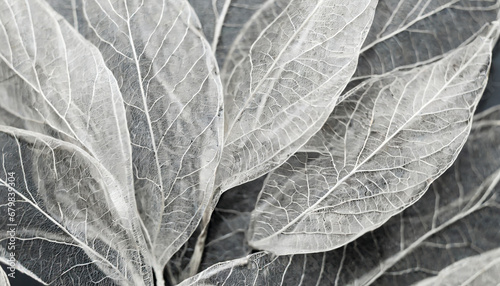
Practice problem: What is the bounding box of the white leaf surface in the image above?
[0,266,10,286]
[301,0,500,154]
[0,127,150,286]
[0,0,133,207]
[47,0,225,270]
[178,106,500,286]
[414,248,500,286]
[221,0,500,86]
[0,0,150,284]
[217,0,378,191]
[248,29,497,255]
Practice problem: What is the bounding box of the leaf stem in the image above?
[185,204,212,278]
[154,265,166,286]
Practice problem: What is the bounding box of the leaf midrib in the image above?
[251,40,489,247]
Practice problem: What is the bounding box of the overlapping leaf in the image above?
[248,29,497,254]
[178,99,500,286]
[0,127,150,285]
[0,0,133,204]
[0,0,150,285]
[415,248,500,286]
[302,0,500,156]
[216,0,378,191]
[2,1,500,285]
[221,0,500,86]
[48,0,225,272]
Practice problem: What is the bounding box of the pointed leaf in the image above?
[178,104,500,286]
[414,248,500,286]
[217,0,378,191]
[0,0,150,284]
[301,0,500,153]
[0,0,133,206]
[0,127,150,285]
[248,30,497,254]
[48,0,225,268]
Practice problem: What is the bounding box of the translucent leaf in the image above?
[222,0,500,85]
[0,0,132,206]
[248,29,497,254]
[0,266,10,286]
[414,248,500,286]
[301,0,500,153]
[47,0,224,271]
[0,127,150,286]
[188,0,268,65]
[0,0,150,284]
[216,0,378,191]
[178,103,500,286]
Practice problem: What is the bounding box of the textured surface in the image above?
[177,104,500,286]
[221,0,289,85]
[0,1,150,285]
[2,1,500,285]
[355,0,500,79]
[0,266,10,286]
[47,0,224,271]
[216,0,378,191]
[415,248,500,286]
[0,128,149,286]
[248,31,496,254]
[218,0,500,84]
[189,0,268,66]
[301,0,500,153]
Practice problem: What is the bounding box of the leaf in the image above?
[0,0,133,206]
[216,0,378,191]
[0,266,10,286]
[177,103,500,286]
[222,0,500,85]
[414,248,500,286]
[247,28,497,255]
[0,127,150,286]
[355,0,500,79]
[48,0,225,270]
[301,0,500,153]
[0,0,150,284]
[220,0,289,83]
[188,0,268,65]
